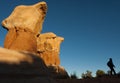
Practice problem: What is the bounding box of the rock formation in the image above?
[0,47,48,75]
[0,47,56,83]
[36,32,68,79]
[37,32,64,66]
[2,2,47,53]
[2,1,47,34]
[48,65,69,79]
[1,1,69,82]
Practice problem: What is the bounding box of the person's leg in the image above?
[110,68,112,75]
[112,68,116,75]
[111,67,116,75]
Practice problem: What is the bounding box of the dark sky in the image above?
[0,0,120,78]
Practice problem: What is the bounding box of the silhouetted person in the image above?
[107,58,116,75]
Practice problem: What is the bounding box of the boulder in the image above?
[0,47,56,83]
[48,65,69,79]
[0,47,48,76]
[37,32,64,66]
[0,47,69,82]
[2,1,47,53]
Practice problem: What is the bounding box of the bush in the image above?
[70,72,78,79]
[81,70,93,79]
[81,73,86,79]
[96,70,105,77]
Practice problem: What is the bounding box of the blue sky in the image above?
[0,0,120,78]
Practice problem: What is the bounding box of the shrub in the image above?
[96,70,105,77]
[70,72,78,79]
[81,70,93,79]
[81,73,86,79]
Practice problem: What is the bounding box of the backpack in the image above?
[107,61,111,67]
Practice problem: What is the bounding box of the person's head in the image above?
[109,58,112,61]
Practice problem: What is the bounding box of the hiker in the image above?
[107,58,116,75]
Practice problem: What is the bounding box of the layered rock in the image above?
[48,65,69,79]
[4,29,37,53]
[0,47,57,83]
[0,47,69,80]
[2,1,47,34]
[0,47,49,76]
[37,32,64,66]
[36,32,69,79]
[2,2,47,53]
[1,1,69,81]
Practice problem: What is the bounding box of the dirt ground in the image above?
[56,75,120,83]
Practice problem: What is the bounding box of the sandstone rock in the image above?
[0,47,57,83]
[4,28,37,53]
[37,32,64,66]
[48,65,69,79]
[2,1,47,34]
[0,47,69,82]
[0,1,69,81]
[2,1,47,53]
[0,47,48,75]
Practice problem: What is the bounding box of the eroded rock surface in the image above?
[48,65,69,79]
[2,2,47,53]
[0,47,49,75]
[0,47,69,80]
[4,29,37,53]
[37,32,64,66]
[0,47,57,83]
[2,1,47,34]
[1,1,69,81]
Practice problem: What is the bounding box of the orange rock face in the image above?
[0,47,49,76]
[2,1,65,68]
[4,29,37,53]
[0,47,69,81]
[2,1,47,34]
[0,2,69,80]
[2,2,47,53]
[37,32,64,66]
